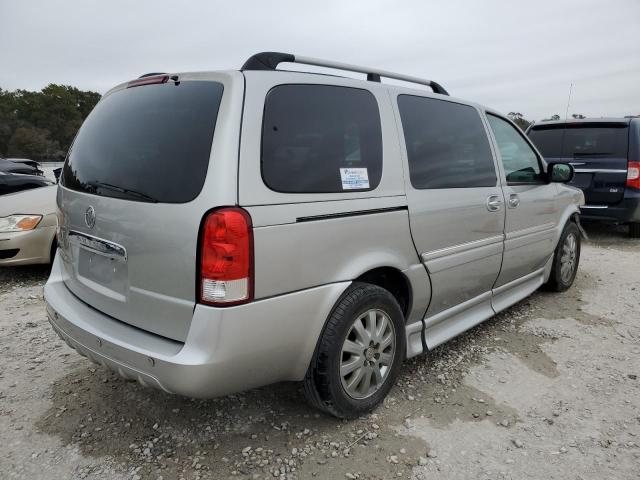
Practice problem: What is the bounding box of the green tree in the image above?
[507,112,531,131]
[7,126,61,160]
[0,84,100,160]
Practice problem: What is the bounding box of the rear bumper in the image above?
[0,225,56,266]
[44,254,349,398]
[580,191,640,223]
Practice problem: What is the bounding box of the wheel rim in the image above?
[560,232,578,283]
[340,308,396,399]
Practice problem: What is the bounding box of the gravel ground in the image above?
[1,223,639,480]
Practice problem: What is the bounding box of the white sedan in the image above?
[0,185,57,266]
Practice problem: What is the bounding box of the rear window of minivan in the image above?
[62,81,224,203]
[528,123,629,158]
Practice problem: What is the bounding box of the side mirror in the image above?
[547,162,574,183]
[53,168,62,184]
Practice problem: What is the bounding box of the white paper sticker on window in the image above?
[340,168,370,190]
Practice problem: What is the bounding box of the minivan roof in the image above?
[107,53,506,120]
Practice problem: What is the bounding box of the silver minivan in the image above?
[45,52,584,418]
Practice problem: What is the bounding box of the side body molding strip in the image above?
[421,234,504,274]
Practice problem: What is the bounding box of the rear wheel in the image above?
[303,283,405,419]
[629,222,640,238]
[544,222,581,292]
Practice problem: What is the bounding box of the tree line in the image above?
[0,84,101,161]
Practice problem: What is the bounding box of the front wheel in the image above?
[544,222,581,292]
[303,283,406,419]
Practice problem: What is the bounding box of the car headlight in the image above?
[0,215,43,232]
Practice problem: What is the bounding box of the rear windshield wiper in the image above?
[87,181,158,203]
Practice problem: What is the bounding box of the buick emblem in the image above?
[84,206,96,229]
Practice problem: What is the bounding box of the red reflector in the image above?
[199,207,253,306]
[127,75,169,88]
[627,161,640,190]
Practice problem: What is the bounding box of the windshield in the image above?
[62,80,224,203]
[528,124,629,158]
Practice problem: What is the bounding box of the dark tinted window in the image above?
[487,114,543,184]
[397,96,496,189]
[528,124,629,158]
[261,85,382,193]
[62,81,223,203]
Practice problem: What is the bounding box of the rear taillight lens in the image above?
[199,207,253,306]
[627,161,640,190]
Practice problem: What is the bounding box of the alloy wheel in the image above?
[339,309,396,399]
[560,232,578,283]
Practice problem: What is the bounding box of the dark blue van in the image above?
[527,118,640,237]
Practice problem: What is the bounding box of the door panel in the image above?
[407,188,505,315]
[486,113,559,288]
[394,94,505,318]
[498,183,557,286]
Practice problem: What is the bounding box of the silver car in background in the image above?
[1,185,57,266]
[45,53,584,418]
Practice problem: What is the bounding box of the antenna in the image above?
[560,82,573,158]
[564,82,573,121]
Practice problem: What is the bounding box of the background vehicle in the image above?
[0,171,54,195]
[0,185,57,266]
[0,157,43,176]
[527,118,640,237]
[5,158,44,175]
[44,53,583,418]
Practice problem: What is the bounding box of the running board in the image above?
[491,267,545,314]
[422,266,547,350]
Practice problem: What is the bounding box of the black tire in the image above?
[303,282,406,419]
[544,222,581,292]
[629,222,640,238]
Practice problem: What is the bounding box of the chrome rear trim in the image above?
[68,230,127,261]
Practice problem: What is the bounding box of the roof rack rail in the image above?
[241,52,449,96]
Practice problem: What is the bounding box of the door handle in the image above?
[508,194,520,209]
[486,195,502,212]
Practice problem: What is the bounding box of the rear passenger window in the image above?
[261,85,382,193]
[397,95,496,189]
[487,114,543,184]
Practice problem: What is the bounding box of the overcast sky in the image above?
[1,0,638,121]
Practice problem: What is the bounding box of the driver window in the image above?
[487,114,544,184]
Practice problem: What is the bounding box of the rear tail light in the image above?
[199,207,253,306]
[627,161,640,189]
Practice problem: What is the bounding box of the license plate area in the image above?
[76,245,128,301]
